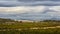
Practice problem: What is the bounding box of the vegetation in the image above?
[0,28,60,34]
[0,18,60,34]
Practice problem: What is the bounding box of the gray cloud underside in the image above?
[0,1,60,7]
[0,12,60,20]
[0,0,60,1]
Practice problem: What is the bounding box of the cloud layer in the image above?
[0,0,60,20]
[0,6,60,20]
[0,6,46,13]
[0,1,60,7]
[0,0,60,1]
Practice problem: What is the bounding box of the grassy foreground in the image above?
[0,22,60,34]
[0,18,60,34]
[0,28,60,34]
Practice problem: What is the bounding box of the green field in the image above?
[0,18,60,34]
[0,28,60,34]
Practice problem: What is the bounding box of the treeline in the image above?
[0,18,60,23]
[42,20,60,22]
[0,18,16,23]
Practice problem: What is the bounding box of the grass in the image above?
[0,21,60,34]
[0,22,59,28]
[0,28,60,34]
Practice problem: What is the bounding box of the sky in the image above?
[0,0,60,20]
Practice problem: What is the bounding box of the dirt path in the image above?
[0,26,60,31]
[30,26,60,29]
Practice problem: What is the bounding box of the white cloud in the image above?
[49,6,60,11]
[49,6,60,15]
[0,6,46,13]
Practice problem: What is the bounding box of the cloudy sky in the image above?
[0,0,60,20]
